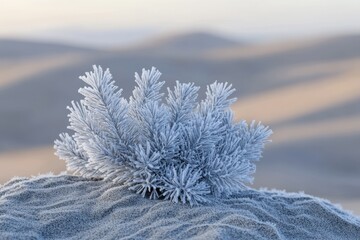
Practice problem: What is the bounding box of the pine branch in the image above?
[167,81,200,124]
[78,65,131,156]
[54,133,97,177]
[55,66,272,206]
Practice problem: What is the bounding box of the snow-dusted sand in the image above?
[1,175,359,239]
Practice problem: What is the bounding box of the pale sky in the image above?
[0,0,359,44]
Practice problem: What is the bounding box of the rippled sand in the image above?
[1,174,359,239]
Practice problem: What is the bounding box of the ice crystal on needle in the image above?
[55,66,272,206]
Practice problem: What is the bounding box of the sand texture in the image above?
[1,175,359,239]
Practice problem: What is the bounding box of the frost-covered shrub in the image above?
[55,66,272,206]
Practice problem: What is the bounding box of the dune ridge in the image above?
[233,70,360,124]
[1,175,359,239]
[118,31,240,55]
[0,53,87,88]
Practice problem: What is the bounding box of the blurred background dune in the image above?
[0,0,359,215]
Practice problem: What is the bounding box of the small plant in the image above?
[55,66,272,206]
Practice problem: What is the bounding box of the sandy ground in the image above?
[1,146,359,217]
[1,175,359,239]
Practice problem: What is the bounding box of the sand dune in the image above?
[206,34,360,62]
[233,70,360,124]
[120,31,240,55]
[272,115,360,145]
[1,175,359,239]
[205,37,325,59]
[1,38,359,151]
[0,39,94,60]
[0,147,65,184]
[282,58,360,80]
[0,53,88,88]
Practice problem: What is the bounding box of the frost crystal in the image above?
[55,66,272,206]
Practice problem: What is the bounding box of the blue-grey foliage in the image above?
[55,65,272,206]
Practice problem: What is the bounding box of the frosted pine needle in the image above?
[55,65,272,206]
